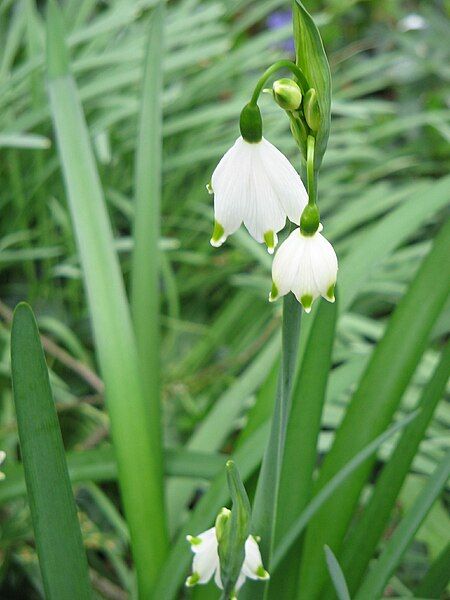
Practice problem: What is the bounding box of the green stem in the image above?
[306,135,316,206]
[250,60,309,106]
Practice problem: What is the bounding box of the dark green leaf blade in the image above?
[292,0,331,168]
[354,451,450,600]
[337,340,450,596]
[415,542,450,598]
[10,302,92,600]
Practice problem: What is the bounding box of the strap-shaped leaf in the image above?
[337,341,450,595]
[11,303,92,600]
[354,451,450,600]
[292,0,331,169]
[324,546,351,600]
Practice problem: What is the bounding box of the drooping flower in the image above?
[209,105,308,254]
[0,451,6,480]
[186,526,269,594]
[269,224,338,312]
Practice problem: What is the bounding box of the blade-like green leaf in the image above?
[131,2,165,445]
[292,0,331,169]
[271,410,419,570]
[338,340,450,596]
[354,451,450,600]
[324,546,351,600]
[270,298,337,598]
[415,542,450,598]
[10,303,92,600]
[298,218,450,600]
[46,2,167,595]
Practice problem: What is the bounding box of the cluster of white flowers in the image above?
[186,524,269,594]
[0,451,6,480]
[209,132,338,313]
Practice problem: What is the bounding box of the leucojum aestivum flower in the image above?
[209,62,337,313]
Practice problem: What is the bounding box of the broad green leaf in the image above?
[337,341,450,596]
[324,546,351,600]
[354,451,450,600]
[298,218,450,600]
[10,303,92,600]
[270,298,337,598]
[46,2,167,595]
[292,0,331,169]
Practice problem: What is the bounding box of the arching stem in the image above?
[250,60,310,106]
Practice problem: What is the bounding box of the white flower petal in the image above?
[211,138,249,239]
[210,136,307,248]
[243,151,286,243]
[187,527,216,554]
[259,138,308,224]
[192,543,219,584]
[271,229,306,299]
[271,227,338,311]
[242,536,266,580]
[214,564,223,589]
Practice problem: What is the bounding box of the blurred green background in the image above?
[0,0,449,597]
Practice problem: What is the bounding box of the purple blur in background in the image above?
[266,10,295,53]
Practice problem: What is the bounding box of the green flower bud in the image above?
[215,507,231,542]
[300,204,320,236]
[272,78,302,110]
[303,88,320,132]
[239,103,262,143]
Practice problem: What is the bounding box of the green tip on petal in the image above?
[186,535,202,546]
[256,565,270,580]
[210,221,226,248]
[264,230,277,254]
[206,182,213,195]
[326,283,335,302]
[269,281,279,302]
[186,572,200,587]
[300,294,313,313]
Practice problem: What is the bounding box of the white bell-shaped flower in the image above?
[209,136,308,253]
[186,526,269,593]
[0,451,6,481]
[269,225,338,312]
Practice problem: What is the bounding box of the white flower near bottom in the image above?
[269,225,338,312]
[0,451,6,481]
[210,136,308,253]
[186,526,269,594]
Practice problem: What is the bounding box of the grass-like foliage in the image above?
[0,1,449,599]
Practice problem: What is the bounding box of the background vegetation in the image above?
[0,0,449,598]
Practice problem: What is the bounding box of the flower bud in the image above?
[300,204,320,236]
[215,507,231,542]
[239,103,262,143]
[272,78,302,110]
[303,88,320,132]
